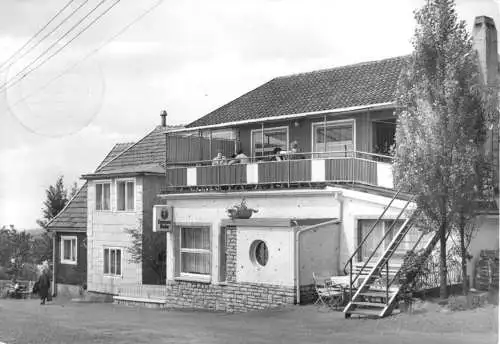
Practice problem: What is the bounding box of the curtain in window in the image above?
[110,249,116,274]
[116,249,121,275]
[181,227,210,275]
[96,184,103,210]
[358,220,384,261]
[63,240,71,260]
[104,249,109,274]
[103,184,110,210]
[117,182,126,211]
[126,182,134,210]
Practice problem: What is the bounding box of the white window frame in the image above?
[250,125,289,158]
[311,119,356,158]
[178,226,212,281]
[60,236,77,265]
[103,247,123,277]
[95,181,111,211]
[115,178,135,212]
[356,218,406,263]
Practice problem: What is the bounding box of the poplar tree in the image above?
[393,0,494,298]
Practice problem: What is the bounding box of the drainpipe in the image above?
[52,233,56,296]
[294,193,343,304]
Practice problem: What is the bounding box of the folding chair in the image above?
[312,272,344,310]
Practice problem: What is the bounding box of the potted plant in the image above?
[226,198,258,220]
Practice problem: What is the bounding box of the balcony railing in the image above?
[163,151,394,192]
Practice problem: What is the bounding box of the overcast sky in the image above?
[0,0,498,229]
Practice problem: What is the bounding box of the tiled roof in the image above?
[187,56,408,128]
[95,126,167,174]
[95,142,135,171]
[46,182,87,231]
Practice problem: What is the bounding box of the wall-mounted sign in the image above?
[153,205,173,232]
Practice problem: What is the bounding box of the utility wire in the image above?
[9,0,165,109]
[0,0,90,74]
[0,0,113,92]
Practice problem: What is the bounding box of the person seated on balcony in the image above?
[234,149,249,164]
[270,147,283,161]
[212,151,226,166]
[287,140,305,159]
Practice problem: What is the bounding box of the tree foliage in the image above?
[394,0,495,298]
[37,175,69,229]
[124,227,166,284]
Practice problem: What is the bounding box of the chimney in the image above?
[472,16,498,87]
[160,110,167,127]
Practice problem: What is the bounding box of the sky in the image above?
[0,0,498,229]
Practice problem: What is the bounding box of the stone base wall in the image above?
[161,281,295,312]
[56,284,82,298]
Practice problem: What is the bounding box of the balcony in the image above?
[163,151,394,193]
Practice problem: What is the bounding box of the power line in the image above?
[0,0,90,74]
[0,0,113,92]
[9,0,165,109]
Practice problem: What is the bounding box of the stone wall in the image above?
[114,225,297,312]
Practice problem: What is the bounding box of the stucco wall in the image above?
[236,226,295,286]
[87,177,144,294]
[165,190,342,282]
[338,190,412,270]
[299,223,340,285]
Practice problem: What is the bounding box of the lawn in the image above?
[0,298,497,344]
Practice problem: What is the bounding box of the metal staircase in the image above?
[342,190,439,319]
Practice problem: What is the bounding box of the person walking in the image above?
[38,266,51,305]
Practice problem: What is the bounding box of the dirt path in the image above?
[0,299,497,344]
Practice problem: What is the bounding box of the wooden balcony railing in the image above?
[163,151,394,192]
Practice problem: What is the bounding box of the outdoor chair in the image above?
[312,272,344,310]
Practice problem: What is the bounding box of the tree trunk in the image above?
[439,220,448,299]
[459,215,468,295]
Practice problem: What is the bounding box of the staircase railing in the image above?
[344,194,415,303]
[343,189,402,275]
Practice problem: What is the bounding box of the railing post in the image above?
[349,261,353,302]
[288,157,291,187]
[386,261,389,305]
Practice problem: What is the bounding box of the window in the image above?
[179,226,211,276]
[61,236,77,264]
[251,127,288,158]
[357,219,405,262]
[312,120,354,158]
[117,180,135,211]
[250,240,269,266]
[104,248,122,276]
[95,182,111,211]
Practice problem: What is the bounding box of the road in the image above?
[0,298,497,344]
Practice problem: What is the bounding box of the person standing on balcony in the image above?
[212,151,226,165]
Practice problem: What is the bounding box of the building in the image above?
[81,16,499,315]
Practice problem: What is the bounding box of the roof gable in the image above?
[95,126,167,174]
[46,182,87,231]
[95,142,135,171]
[187,56,408,128]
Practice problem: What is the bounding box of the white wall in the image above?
[165,190,342,283]
[236,226,295,286]
[337,189,413,271]
[87,177,143,294]
[299,223,340,285]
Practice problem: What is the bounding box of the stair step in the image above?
[346,308,383,318]
[351,301,387,308]
[359,291,395,298]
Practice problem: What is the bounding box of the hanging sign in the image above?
[153,205,173,232]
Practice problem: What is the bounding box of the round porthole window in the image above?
[250,240,269,266]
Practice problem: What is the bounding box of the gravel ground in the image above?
[0,298,497,344]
